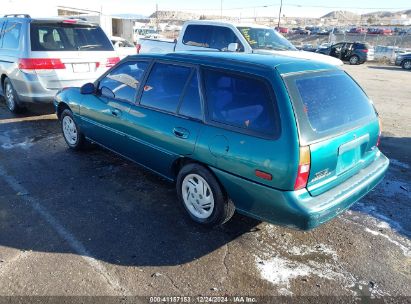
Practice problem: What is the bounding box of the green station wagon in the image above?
[54,52,389,230]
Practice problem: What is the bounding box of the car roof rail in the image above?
[4,14,31,18]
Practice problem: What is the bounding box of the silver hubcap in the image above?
[350,56,358,64]
[5,83,15,110]
[182,174,214,219]
[62,116,78,145]
[404,61,411,69]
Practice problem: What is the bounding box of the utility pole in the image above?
[220,0,223,20]
[156,3,159,31]
[277,0,283,28]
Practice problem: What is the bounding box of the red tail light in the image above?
[377,118,382,147]
[294,146,311,190]
[360,49,369,53]
[136,43,141,54]
[18,58,65,70]
[106,57,120,68]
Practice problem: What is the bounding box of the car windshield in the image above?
[30,22,114,51]
[237,27,296,51]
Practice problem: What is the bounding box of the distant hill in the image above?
[322,9,411,21]
[321,10,360,21]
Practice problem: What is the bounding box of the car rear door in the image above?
[122,61,204,178]
[284,70,380,196]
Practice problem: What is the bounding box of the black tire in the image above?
[402,60,411,70]
[60,109,86,150]
[349,55,360,65]
[4,78,24,113]
[176,163,235,227]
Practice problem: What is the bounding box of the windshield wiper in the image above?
[78,44,102,50]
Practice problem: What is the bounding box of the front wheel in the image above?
[60,109,86,150]
[176,163,235,227]
[349,55,360,65]
[402,60,411,70]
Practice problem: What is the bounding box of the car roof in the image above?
[1,16,96,26]
[129,51,339,75]
[184,20,270,29]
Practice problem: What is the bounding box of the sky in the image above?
[2,0,411,18]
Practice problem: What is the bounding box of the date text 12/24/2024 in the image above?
[149,296,257,303]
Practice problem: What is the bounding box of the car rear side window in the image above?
[203,69,279,137]
[285,70,376,144]
[140,63,192,113]
[2,22,21,49]
[98,61,149,103]
[30,22,113,51]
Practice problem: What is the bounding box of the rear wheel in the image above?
[4,78,24,113]
[349,55,360,65]
[176,163,235,227]
[61,109,86,150]
[402,60,411,70]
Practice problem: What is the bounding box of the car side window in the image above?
[204,69,279,136]
[182,25,212,48]
[182,25,244,51]
[2,22,21,49]
[140,63,192,113]
[178,73,202,120]
[209,26,244,51]
[98,61,149,103]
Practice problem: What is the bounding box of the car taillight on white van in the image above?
[18,58,66,71]
[294,146,311,190]
[105,57,120,68]
[136,44,141,54]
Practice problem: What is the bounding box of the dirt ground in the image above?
[0,63,410,302]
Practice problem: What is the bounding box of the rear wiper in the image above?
[78,44,101,50]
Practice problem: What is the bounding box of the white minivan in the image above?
[0,14,120,112]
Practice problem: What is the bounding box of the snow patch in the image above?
[364,228,411,257]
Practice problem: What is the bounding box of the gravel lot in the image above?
[0,63,410,301]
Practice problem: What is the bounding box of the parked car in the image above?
[0,14,119,113]
[395,52,411,70]
[374,45,398,61]
[275,26,289,34]
[348,27,367,34]
[54,52,389,229]
[111,36,137,59]
[138,20,342,66]
[316,42,374,64]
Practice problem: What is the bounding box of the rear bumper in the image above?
[11,72,103,104]
[211,151,389,230]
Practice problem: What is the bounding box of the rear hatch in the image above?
[284,70,380,196]
[26,20,119,89]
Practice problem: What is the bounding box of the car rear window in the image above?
[30,22,113,51]
[284,70,377,144]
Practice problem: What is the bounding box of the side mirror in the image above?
[80,82,96,95]
[227,43,239,52]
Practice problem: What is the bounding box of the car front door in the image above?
[121,61,204,178]
[341,43,353,60]
[329,43,343,58]
[79,60,150,154]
